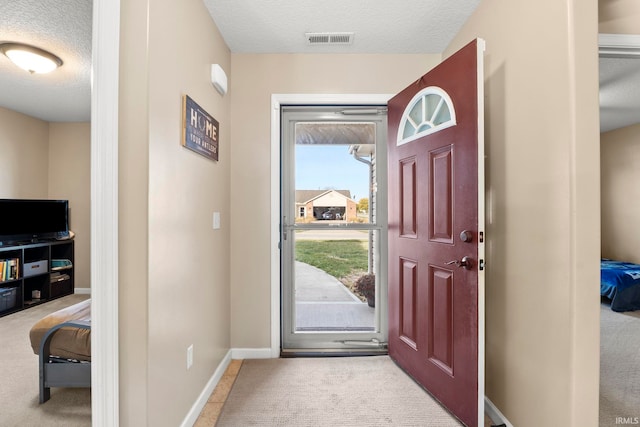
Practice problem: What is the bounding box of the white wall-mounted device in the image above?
[210,64,227,96]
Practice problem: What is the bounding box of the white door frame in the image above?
[91,0,120,425]
[270,94,392,356]
[279,105,389,350]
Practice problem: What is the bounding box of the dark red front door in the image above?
[387,39,484,427]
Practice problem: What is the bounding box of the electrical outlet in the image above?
[187,344,193,370]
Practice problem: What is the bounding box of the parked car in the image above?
[321,211,335,220]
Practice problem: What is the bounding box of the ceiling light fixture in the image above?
[0,42,63,74]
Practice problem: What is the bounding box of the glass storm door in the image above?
[281,105,388,352]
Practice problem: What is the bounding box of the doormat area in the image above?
[215,356,462,426]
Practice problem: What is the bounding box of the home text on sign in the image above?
[182,95,219,161]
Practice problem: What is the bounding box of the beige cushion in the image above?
[29,298,91,362]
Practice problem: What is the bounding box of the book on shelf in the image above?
[0,258,19,282]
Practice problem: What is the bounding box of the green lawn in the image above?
[295,240,368,279]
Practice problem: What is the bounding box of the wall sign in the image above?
[181,95,219,161]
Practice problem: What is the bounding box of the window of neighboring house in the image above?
[397,86,456,146]
[299,206,305,218]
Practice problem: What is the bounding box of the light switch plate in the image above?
[213,212,221,229]
[187,344,193,370]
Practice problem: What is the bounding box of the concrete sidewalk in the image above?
[294,261,374,330]
[295,261,361,302]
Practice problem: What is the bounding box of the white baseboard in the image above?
[179,348,272,426]
[74,288,91,295]
[485,397,513,427]
[231,347,274,359]
[180,349,232,427]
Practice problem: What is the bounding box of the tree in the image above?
[357,197,369,213]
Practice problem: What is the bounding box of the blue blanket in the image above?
[601,259,640,312]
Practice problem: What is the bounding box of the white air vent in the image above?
[305,32,354,46]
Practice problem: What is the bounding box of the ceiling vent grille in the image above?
[306,32,355,46]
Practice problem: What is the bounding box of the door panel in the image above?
[428,266,454,374]
[399,257,417,349]
[387,39,485,427]
[430,146,454,242]
[400,158,417,237]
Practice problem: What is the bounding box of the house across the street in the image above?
[295,189,357,221]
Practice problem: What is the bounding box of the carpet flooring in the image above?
[0,294,91,427]
[215,356,463,427]
[3,296,637,426]
[599,302,640,426]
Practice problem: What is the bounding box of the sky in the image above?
[295,145,371,202]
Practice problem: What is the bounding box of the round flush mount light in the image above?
[0,42,63,74]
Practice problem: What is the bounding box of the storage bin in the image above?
[50,279,72,299]
[0,287,18,311]
[24,260,47,277]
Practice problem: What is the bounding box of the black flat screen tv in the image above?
[0,199,70,245]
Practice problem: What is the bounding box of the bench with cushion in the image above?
[29,298,91,403]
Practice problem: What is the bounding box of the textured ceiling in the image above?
[203,0,481,54]
[0,0,638,133]
[0,0,92,122]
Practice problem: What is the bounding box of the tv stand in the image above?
[0,240,74,317]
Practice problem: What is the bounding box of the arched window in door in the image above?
[397,86,456,146]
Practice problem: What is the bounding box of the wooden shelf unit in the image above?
[0,240,74,317]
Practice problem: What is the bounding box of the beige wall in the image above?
[119,0,231,425]
[48,123,91,288]
[0,109,91,289]
[599,0,640,33]
[445,0,601,426]
[229,53,441,348]
[0,107,49,198]
[601,123,640,263]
